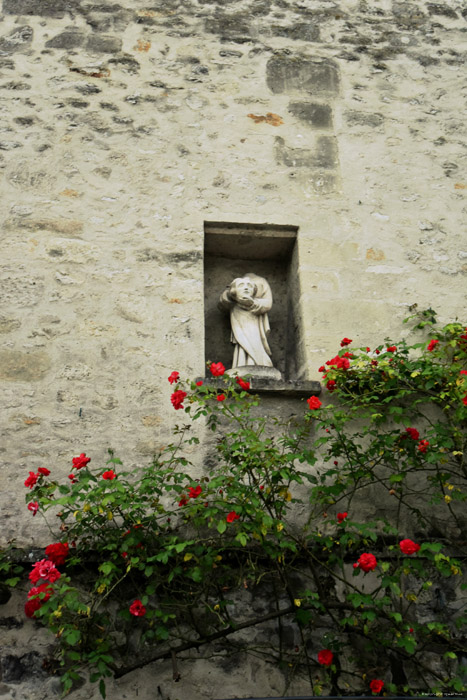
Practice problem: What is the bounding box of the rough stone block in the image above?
[2,0,80,17]
[86,34,122,54]
[0,25,33,54]
[271,23,320,42]
[0,350,50,381]
[275,135,338,170]
[46,31,86,49]
[266,54,340,95]
[288,102,333,128]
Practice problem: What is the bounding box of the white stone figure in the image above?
[218,273,280,378]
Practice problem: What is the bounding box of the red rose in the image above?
[210,362,225,377]
[427,339,439,352]
[375,349,380,355]
[178,496,188,507]
[216,394,226,402]
[317,649,334,666]
[369,679,384,694]
[24,471,38,489]
[24,598,42,618]
[366,347,370,352]
[171,390,187,410]
[28,582,53,602]
[226,511,240,523]
[196,380,203,386]
[460,370,467,376]
[318,365,325,373]
[37,467,50,476]
[387,346,397,353]
[371,359,378,367]
[168,371,179,384]
[129,600,146,617]
[45,542,69,567]
[340,338,352,347]
[337,512,348,523]
[463,396,467,406]
[68,473,77,483]
[236,377,250,391]
[326,380,337,392]
[188,485,202,498]
[307,396,322,410]
[417,439,429,453]
[29,559,61,584]
[355,553,377,572]
[405,427,420,441]
[27,501,39,516]
[399,539,420,555]
[72,453,91,470]
[102,470,116,480]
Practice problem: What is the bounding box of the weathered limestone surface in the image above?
[0,0,466,696]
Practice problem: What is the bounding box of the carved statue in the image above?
[218,273,276,371]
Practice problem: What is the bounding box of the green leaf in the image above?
[217,520,227,534]
[99,679,107,699]
[64,629,81,646]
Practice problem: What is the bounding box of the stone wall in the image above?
[0,0,466,696]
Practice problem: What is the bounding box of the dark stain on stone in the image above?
[427,3,458,18]
[1,81,31,90]
[74,83,102,95]
[46,30,85,49]
[345,110,384,128]
[86,34,122,54]
[266,54,340,96]
[275,135,338,170]
[271,23,320,42]
[392,2,428,29]
[0,25,33,54]
[48,248,64,257]
[166,251,203,264]
[288,102,332,128]
[14,116,35,126]
[100,101,118,111]
[70,66,110,78]
[219,49,243,58]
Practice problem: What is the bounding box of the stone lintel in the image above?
[198,377,321,398]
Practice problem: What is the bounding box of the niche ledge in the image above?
[198,377,321,398]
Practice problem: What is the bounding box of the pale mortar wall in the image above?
[2,0,466,545]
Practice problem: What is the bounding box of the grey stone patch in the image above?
[288,102,332,128]
[345,110,384,128]
[266,54,340,96]
[74,82,102,95]
[205,16,252,44]
[12,217,83,236]
[45,30,86,49]
[0,141,22,150]
[275,135,338,170]
[3,0,81,17]
[0,350,50,382]
[86,34,122,54]
[1,274,45,307]
[0,317,21,333]
[165,251,203,264]
[392,2,428,29]
[427,3,458,19]
[0,25,33,54]
[271,23,320,42]
[1,82,31,90]
[108,55,140,74]
[0,58,15,70]
[67,99,89,108]
[219,49,243,58]
[13,116,34,126]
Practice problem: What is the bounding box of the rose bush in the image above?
[14,310,466,698]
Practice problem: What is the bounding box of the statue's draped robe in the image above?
[219,273,273,368]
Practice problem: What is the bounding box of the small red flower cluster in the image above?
[217,394,226,402]
[27,501,39,516]
[326,379,337,392]
[226,511,240,523]
[370,679,384,694]
[102,470,116,480]
[72,453,91,470]
[317,649,333,666]
[340,337,352,347]
[25,583,54,618]
[427,339,439,352]
[171,390,187,410]
[353,552,377,573]
[210,362,225,377]
[417,439,429,454]
[399,539,420,555]
[337,512,348,523]
[326,355,350,371]
[188,485,202,499]
[462,396,467,407]
[129,599,146,617]
[386,346,397,353]
[236,376,250,391]
[29,559,61,585]
[404,427,420,441]
[307,396,322,410]
[168,371,179,384]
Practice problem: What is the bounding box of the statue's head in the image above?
[229,277,257,302]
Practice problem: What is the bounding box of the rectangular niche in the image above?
[204,221,302,381]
